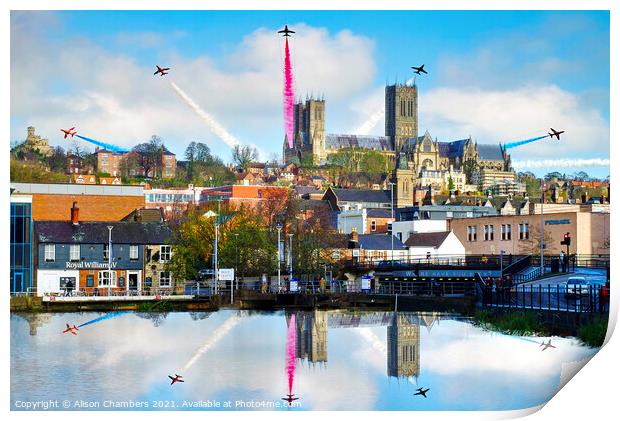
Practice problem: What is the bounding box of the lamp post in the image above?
[389,182,396,262]
[288,233,294,280]
[107,226,113,298]
[540,179,544,275]
[232,233,239,304]
[276,222,283,292]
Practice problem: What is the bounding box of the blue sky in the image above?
[11,10,610,177]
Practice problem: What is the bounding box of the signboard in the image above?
[361,276,372,291]
[418,269,501,278]
[66,261,118,270]
[218,268,235,281]
[289,279,299,292]
[352,249,360,257]
[545,219,571,225]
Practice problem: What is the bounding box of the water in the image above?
[10,310,599,411]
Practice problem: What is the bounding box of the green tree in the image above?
[448,175,455,193]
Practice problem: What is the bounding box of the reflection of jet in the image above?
[60,127,77,139]
[154,65,170,76]
[63,324,79,335]
[168,374,184,385]
[411,64,427,75]
[540,340,556,351]
[548,128,565,140]
[278,25,295,37]
[281,393,299,405]
[414,387,429,398]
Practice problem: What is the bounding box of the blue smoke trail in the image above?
[504,135,548,150]
[78,311,127,328]
[76,135,129,153]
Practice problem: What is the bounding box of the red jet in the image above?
[63,324,79,335]
[154,65,170,76]
[548,128,565,140]
[168,374,184,385]
[60,127,77,139]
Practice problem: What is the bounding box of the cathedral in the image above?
[283,83,517,199]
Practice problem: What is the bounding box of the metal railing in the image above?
[481,284,609,313]
[377,279,478,297]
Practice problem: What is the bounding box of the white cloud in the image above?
[10,14,376,161]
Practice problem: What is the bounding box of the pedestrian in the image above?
[319,277,326,293]
[559,250,565,272]
[563,253,569,273]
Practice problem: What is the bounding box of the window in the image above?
[160,245,171,262]
[70,245,80,261]
[484,225,494,241]
[519,223,530,240]
[467,226,477,242]
[98,271,117,287]
[501,224,512,241]
[130,245,139,260]
[370,220,377,232]
[44,244,55,262]
[103,244,109,259]
[159,271,172,288]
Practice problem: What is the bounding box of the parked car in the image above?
[565,277,589,297]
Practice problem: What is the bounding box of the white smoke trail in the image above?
[169,81,241,149]
[512,158,610,169]
[182,314,242,371]
[352,77,415,135]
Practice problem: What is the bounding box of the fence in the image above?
[481,284,609,313]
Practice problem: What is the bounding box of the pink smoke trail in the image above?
[283,38,295,149]
[286,313,297,394]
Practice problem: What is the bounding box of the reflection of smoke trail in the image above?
[182,315,242,371]
[286,314,297,394]
[358,327,387,355]
[78,312,127,328]
[352,77,415,135]
[76,135,128,153]
[283,38,295,148]
[169,81,241,149]
[504,135,548,150]
[513,158,610,169]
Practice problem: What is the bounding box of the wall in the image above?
[392,219,447,242]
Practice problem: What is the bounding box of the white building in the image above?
[391,219,447,243]
[404,231,466,261]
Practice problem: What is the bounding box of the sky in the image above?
[10,10,610,177]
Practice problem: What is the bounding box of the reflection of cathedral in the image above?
[14,313,53,336]
[387,313,420,378]
[288,310,328,364]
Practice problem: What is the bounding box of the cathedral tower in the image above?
[385,83,418,153]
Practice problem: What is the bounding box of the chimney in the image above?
[70,202,79,225]
[581,193,587,204]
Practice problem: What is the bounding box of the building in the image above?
[96,147,177,178]
[10,194,33,294]
[10,182,145,222]
[448,210,610,256]
[396,204,499,222]
[348,231,409,262]
[33,204,174,296]
[404,231,466,260]
[14,126,54,157]
[66,153,82,175]
[322,187,392,211]
[283,83,517,196]
[387,313,420,378]
[291,311,328,364]
[391,219,448,243]
[337,208,394,234]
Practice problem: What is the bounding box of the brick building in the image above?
[10,183,145,222]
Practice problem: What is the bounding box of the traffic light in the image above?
[560,232,571,246]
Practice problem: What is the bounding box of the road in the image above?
[525,267,607,288]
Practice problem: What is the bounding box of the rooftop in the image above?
[34,221,173,244]
[405,231,451,248]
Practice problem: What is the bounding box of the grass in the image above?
[473,309,550,336]
[577,316,608,348]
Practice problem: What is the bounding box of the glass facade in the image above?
[10,200,33,294]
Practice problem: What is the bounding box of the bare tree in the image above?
[232,145,258,171]
[133,135,163,178]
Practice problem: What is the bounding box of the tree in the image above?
[518,224,554,255]
[133,135,163,178]
[360,150,387,181]
[544,171,563,181]
[232,145,258,171]
[46,146,67,173]
[572,171,590,181]
[448,175,455,193]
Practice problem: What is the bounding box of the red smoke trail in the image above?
[286,313,297,394]
[283,38,295,149]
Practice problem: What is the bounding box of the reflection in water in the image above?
[182,314,242,371]
[10,310,600,411]
[78,311,127,328]
[285,314,297,395]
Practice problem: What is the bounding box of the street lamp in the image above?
[107,226,113,298]
[233,233,239,304]
[287,233,294,280]
[276,222,283,292]
[540,179,544,275]
[389,182,396,262]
